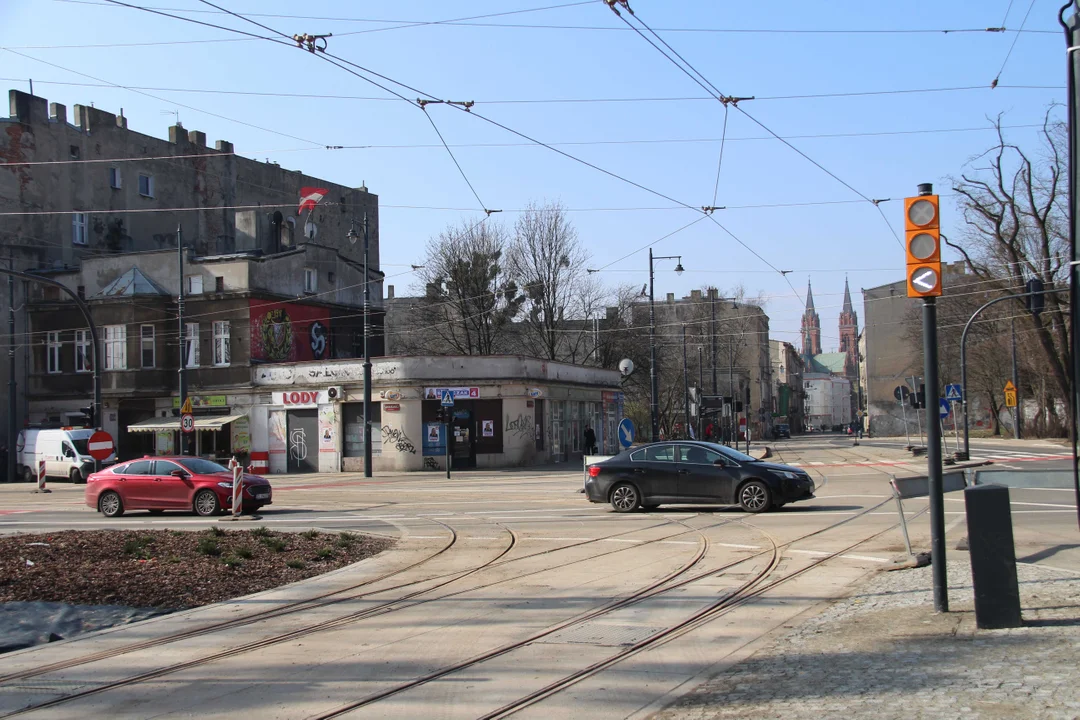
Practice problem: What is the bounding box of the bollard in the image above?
[35,461,51,494]
[964,484,1022,629]
[232,462,242,518]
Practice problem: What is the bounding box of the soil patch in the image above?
[0,528,394,610]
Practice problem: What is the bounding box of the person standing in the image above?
[583,425,596,455]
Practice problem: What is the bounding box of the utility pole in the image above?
[176,224,188,456]
[728,342,735,446]
[682,326,690,439]
[1064,8,1080,530]
[1011,316,1021,439]
[647,248,683,441]
[363,213,373,478]
[710,290,718,395]
[698,345,704,440]
[7,253,16,485]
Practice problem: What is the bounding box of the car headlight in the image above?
[217,482,234,489]
[776,471,798,480]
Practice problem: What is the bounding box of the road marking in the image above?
[788,549,889,563]
[944,499,1076,509]
[714,542,762,550]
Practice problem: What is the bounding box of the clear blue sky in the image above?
[0,0,1066,350]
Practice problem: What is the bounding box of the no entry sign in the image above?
[87,430,115,461]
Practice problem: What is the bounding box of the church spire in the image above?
[842,276,853,314]
[805,279,815,312]
[801,278,821,359]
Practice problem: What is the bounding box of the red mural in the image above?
[249,300,331,363]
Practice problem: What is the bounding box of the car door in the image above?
[152,460,194,508]
[119,459,156,508]
[639,444,679,501]
[675,445,736,503]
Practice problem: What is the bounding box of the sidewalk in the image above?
[653,560,1080,720]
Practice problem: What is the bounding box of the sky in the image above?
[0,0,1067,352]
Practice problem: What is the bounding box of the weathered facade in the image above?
[25,246,384,460]
[1,88,379,446]
[769,340,805,433]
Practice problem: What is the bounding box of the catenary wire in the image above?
[993,0,1039,86]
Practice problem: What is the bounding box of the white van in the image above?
[16,428,116,484]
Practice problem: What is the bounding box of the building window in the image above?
[103,325,127,371]
[69,145,80,160]
[304,268,317,294]
[215,276,224,292]
[72,213,88,246]
[213,321,230,366]
[184,323,200,368]
[188,275,203,295]
[75,330,92,373]
[138,173,154,198]
[109,167,121,189]
[47,332,61,374]
[141,324,155,368]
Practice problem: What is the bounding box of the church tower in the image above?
[839,277,859,377]
[800,280,821,359]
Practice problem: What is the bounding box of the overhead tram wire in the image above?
[99,0,849,283]
[192,0,493,215]
[609,4,906,252]
[992,0,1038,87]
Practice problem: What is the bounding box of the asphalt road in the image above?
[0,435,1076,719]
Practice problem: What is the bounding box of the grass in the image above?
[301,529,320,540]
[251,526,271,538]
[235,546,253,560]
[122,536,154,558]
[336,532,356,548]
[262,537,287,553]
[222,555,244,568]
[197,538,222,557]
[286,559,306,569]
[316,547,334,560]
[207,526,226,537]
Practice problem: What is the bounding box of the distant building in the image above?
[799,279,859,429]
[769,340,805,433]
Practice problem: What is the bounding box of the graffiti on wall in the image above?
[505,413,534,440]
[381,425,416,454]
[249,301,331,363]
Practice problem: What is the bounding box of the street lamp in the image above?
[648,248,683,441]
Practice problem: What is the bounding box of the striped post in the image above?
[249,451,269,475]
[232,462,242,518]
[36,460,50,494]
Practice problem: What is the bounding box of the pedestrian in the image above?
[705,421,714,441]
[583,425,596,455]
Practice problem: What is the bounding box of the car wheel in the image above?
[22,466,33,483]
[148,509,165,515]
[99,491,124,518]
[738,480,772,514]
[69,468,84,485]
[610,483,641,513]
[193,490,221,517]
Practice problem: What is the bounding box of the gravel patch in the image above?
[654,560,1080,720]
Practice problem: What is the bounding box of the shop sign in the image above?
[383,403,401,412]
[424,387,480,400]
[384,390,402,401]
[273,390,323,408]
[253,361,403,386]
[172,395,227,408]
[528,388,544,398]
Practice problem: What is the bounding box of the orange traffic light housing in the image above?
[905,194,942,297]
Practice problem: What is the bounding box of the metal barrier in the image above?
[890,470,969,556]
[972,468,1074,489]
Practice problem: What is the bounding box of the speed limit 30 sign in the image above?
[181,413,195,434]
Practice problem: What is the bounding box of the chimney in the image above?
[73,104,90,131]
[666,293,675,303]
[49,102,67,124]
[690,289,702,301]
[387,284,395,299]
[11,90,47,125]
[116,108,127,129]
[215,140,233,153]
[169,123,188,144]
[708,287,717,300]
[190,130,206,147]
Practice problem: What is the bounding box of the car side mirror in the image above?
[170,469,188,478]
[713,459,726,467]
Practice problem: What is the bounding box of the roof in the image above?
[96,268,169,297]
[805,280,815,312]
[809,352,847,374]
[842,278,853,314]
[127,414,246,433]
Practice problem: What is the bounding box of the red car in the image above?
[85,456,273,518]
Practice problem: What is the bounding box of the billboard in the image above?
[249,300,331,363]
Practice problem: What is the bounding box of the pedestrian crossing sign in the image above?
[944,384,962,402]
[441,390,455,407]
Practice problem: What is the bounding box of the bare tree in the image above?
[507,202,600,361]
[947,108,1071,434]
[405,219,523,356]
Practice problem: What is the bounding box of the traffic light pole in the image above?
[363,214,373,479]
[7,260,16,485]
[177,225,189,457]
[923,296,948,613]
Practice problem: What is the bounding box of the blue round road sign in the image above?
[939,398,950,419]
[618,418,636,449]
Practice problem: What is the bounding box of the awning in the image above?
[127,414,247,433]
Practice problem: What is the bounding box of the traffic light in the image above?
[904,192,943,298]
[1026,277,1045,317]
[79,405,95,427]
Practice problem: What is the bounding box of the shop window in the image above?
[343,402,382,458]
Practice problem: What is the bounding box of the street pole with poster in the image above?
[441,390,455,480]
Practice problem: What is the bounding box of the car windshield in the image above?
[176,458,230,474]
[699,442,757,464]
[71,438,90,455]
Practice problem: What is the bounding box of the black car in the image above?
[584,441,815,514]
[774,424,791,439]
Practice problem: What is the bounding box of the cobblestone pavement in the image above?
[653,560,1080,720]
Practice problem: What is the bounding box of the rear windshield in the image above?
[177,458,230,475]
